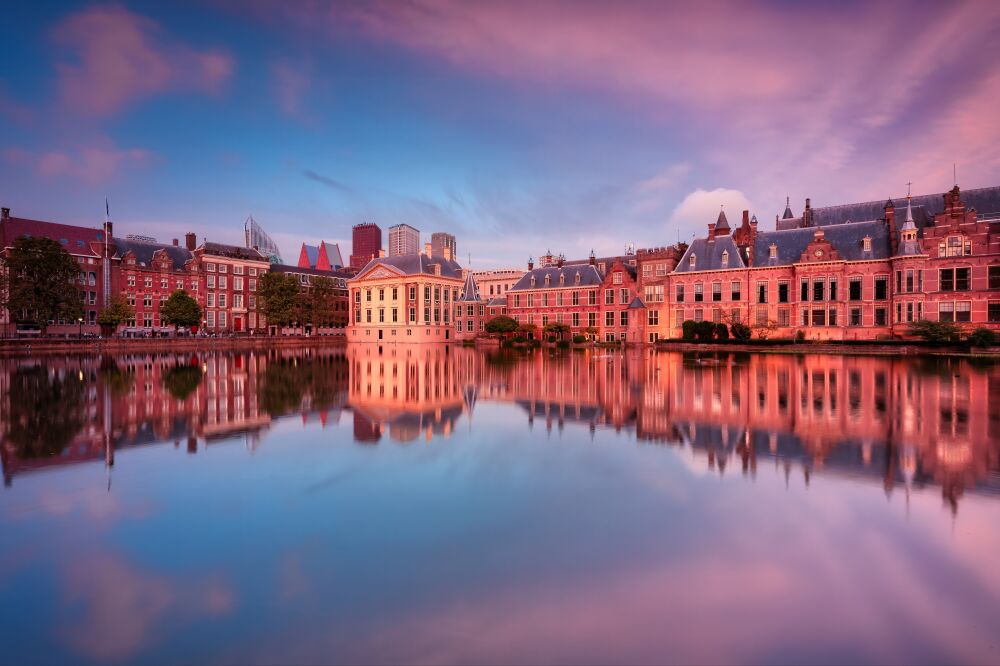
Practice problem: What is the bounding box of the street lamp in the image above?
[77,317,83,339]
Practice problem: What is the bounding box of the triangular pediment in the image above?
[354,262,405,281]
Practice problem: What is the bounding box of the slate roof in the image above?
[486,296,507,307]
[776,186,1000,231]
[458,271,480,302]
[356,253,464,279]
[715,209,730,231]
[114,238,193,268]
[510,264,604,291]
[0,216,105,255]
[674,235,745,273]
[782,197,794,220]
[322,242,344,268]
[303,244,320,267]
[270,263,352,284]
[201,242,268,261]
[753,220,889,266]
[628,296,646,309]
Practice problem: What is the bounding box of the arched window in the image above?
[721,250,729,267]
[769,244,777,259]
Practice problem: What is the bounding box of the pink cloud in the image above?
[51,5,234,116]
[270,59,311,118]
[4,140,153,183]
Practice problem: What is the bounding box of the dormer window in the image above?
[574,272,581,285]
[862,236,872,252]
[559,274,565,286]
[544,275,551,287]
[613,272,622,285]
[721,250,729,267]
[530,276,536,287]
[769,244,777,260]
[941,236,968,257]
[689,254,696,268]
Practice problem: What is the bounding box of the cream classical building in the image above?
[348,254,465,342]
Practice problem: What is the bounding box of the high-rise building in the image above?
[350,223,382,269]
[388,223,420,256]
[431,232,457,260]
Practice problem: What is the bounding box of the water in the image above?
[1,345,999,665]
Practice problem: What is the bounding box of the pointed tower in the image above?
[897,187,921,255]
[782,196,794,220]
[715,208,731,235]
[458,270,480,302]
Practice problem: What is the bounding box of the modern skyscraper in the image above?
[388,223,420,256]
[350,223,382,269]
[431,232,457,260]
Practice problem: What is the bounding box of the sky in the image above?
[2,1,999,269]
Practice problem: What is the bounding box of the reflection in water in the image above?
[2,346,998,511]
[1,346,1000,665]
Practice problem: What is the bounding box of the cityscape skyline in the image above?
[2,2,999,269]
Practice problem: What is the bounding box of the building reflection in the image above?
[2,345,998,513]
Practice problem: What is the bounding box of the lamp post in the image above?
[77,317,83,340]
[202,319,207,337]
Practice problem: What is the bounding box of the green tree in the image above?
[3,366,87,459]
[909,319,963,344]
[258,273,302,329]
[303,276,343,328]
[97,295,134,334]
[161,364,203,400]
[968,327,998,347]
[160,290,201,332]
[0,236,83,334]
[543,322,571,340]
[484,315,518,335]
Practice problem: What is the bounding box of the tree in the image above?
[302,276,344,329]
[909,319,963,344]
[97,295,134,335]
[485,315,518,335]
[543,322,571,340]
[968,327,998,347]
[258,273,302,329]
[160,290,201,332]
[730,321,752,341]
[0,236,83,334]
[161,363,203,400]
[517,322,538,339]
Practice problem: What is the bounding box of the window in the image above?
[620,288,629,305]
[906,302,913,322]
[218,293,226,307]
[757,281,767,303]
[573,312,580,327]
[720,250,729,268]
[989,301,1000,323]
[875,307,887,326]
[689,254,696,268]
[694,308,703,322]
[127,275,135,287]
[956,267,970,290]
[620,310,628,326]
[234,265,244,275]
[694,283,703,302]
[939,301,954,322]
[656,263,667,276]
[218,264,228,274]
[713,308,722,323]
[778,282,789,303]
[756,306,768,326]
[863,236,872,252]
[676,284,685,303]
[219,276,227,289]
[813,280,825,301]
[849,278,862,301]
[648,310,659,326]
[588,312,597,327]
[589,291,597,305]
[777,308,790,327]
[409,307,416,322]
[800,280,809,301]
[896,270,902,294]
[905,270,914,293]
[605,289,614,305]
[956,301,971,322]
[605,311,614,327]
[731,281,741,301]
[874,276,888,300]
[990,266,1000,290]
[712,282,722,301]
[613,272,622,285]
[829,308,838,327]
[812,309,826,327]
[945,236,964,257]
[572,291,580,305]
[850,307,861,326]
[144,277,153,288]
[206,263,216,272]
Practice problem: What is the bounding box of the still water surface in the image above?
[1,345,999,665]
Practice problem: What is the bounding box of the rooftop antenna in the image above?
[906,181,912,199]
[953,163,957,187]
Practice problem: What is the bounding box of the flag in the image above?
[105,198,110,221]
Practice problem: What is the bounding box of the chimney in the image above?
[589,250,596,266]
[1,207,9,221]
[528,257,534,270]
[556,255,564,268]
[803,197,813,227]
[172,238,179,247]
[742,210,750,227]
[185,232,197,251]
[884,200,897,254]
[707,222,716,241]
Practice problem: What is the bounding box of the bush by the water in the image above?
[730,322,752,341]
[968,327,998,347]
[909,319,963,343]
[682,320,726,341]
[572,334,588,344]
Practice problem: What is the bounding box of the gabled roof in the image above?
[322,242,344,268]
[0,216,105,256]
[458,271,480,302]
[353,253,464,279]
[201,242,268,261]
[754,220,889,266]
[114,238,193,269]
[510,264,604,291]
[674,235,745,273]
[302,244,320,267]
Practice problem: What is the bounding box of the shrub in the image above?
[556,340,570,349]
[511,335,527,344]
[682,320,697,340]
[714,323,729,340]
[968,327,998,347]
[572,334,587,344]
[730,322,752,341]
[693,321,716,341]
[909,319,963,343]
[795,330,806,342]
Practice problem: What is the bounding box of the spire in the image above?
[897,181,920,255]
[715,207,730,230]
[458,270,480,302]
[782,196,794,219]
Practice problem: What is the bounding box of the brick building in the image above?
[268,263,351,334]
[111,235,202,334]
[350,223,382,269]
[192,241,270,333]
[507,253,605,338]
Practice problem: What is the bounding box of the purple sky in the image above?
[2,1,999,268]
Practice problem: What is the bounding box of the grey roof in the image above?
[782,197,794,219]
[303,244,320,267]
[458,271,480,302]
[201,242,267,261]
[753,220,889,266]
[486,296,507,307]
[270,263,352,281]
[777,186,1000,232]
[356,253,464,279]
[715,209,730,231]
[322,242,344,268]
[628,296,646,309]
[674,235,745,273]
[114,238,193,268]
[510,264,604,291]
